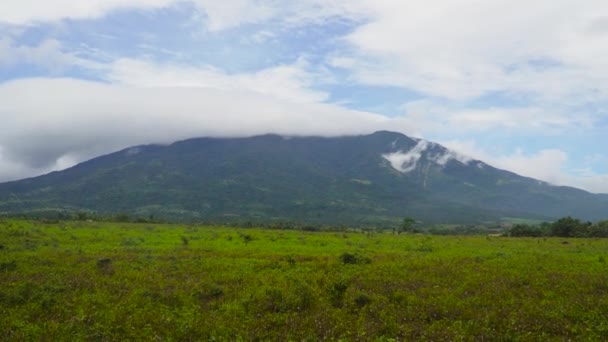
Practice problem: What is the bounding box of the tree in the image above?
[589,221,608,238]
[509,224,543,237]
[550,216,584,237]
[400,217,417,234]
[114,212,130,223]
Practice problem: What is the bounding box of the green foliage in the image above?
[339,252,371,265]
[114,213,130,223]
[1,219,608,340]
[329,279,350,308]
[507,217,608,238]
[509,224,544,237]
[0,260,17,272]
[96,258,114,275]
[353,293,372,309]
[400,217,417,234]
[550,216,586,237]
[589,221,608,237]
[340,252,358,264]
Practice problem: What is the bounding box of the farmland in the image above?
[1,219,608,340]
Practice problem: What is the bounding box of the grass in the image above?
[1,219,608,340]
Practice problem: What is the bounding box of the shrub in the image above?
[589,221,608,238]
[354,294,372,309]
[340,252,371,265]
[120,237,144,246]
[96,258,114,275]
[329,279,349,307]
[196,284,224,302]
[0,260,17,272]
[509,224,543,237]
[550,217,585,237]
[340,252,358,264]
[238,233,253,244]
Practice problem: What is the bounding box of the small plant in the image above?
[208,285,224,298]
[239,233,253,244]
[340,252,371,265]
[354,294,372,309]
[96,258,114,275]
[120,237,144,246]
[0,260,17,272]
[416,236,434,252]
[285,255,296,266]
[329,279,349,307]
[196,284,224,302]
[181,236,189,246]
[340,252,358,264]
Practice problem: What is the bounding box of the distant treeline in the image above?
[2,211,608,237]
[509,217,608,238]
[0,211,365,232]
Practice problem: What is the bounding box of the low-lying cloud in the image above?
[0,77,411,182]
[440,140,608,193]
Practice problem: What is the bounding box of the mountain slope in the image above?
[0,131,606,225]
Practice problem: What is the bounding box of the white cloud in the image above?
[106,58,328,103]
[0,0,175,25]
[383,140,429,173]
[439,140,608,193]
[0,0,366,31]
[0,37,98,71]
[332,1,608,122]
[400,100,593,134]
[494,149,570,185]
[383,139,473,173]
[0,77,414,182]
[569,170,608,194]
[191,0,277,32]
[0,145,79,183]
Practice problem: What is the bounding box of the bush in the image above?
[329,279,349,307]
[509,224,543,237]
[550,217,586,237]
[339,252,371,265]
[589,221,608,238]
[0,260,17,272]
[354,294,372,309]
[340,252,358,264]
[238,232,254,244]
[96,258,114,275]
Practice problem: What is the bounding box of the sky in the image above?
[0,1,607,193]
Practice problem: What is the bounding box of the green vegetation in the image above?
[399,217,417,234]
[2,219,608,340]
[509,216,608,238]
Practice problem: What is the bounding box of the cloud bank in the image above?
[0,76,410,182]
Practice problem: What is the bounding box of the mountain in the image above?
[0,131,606,226]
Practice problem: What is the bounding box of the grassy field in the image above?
[1,219,608,340]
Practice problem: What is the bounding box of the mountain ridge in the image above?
[0,131,606,225]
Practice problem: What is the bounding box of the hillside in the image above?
[0,131,606,225]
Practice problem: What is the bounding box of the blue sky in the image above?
[0,1,607,192]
